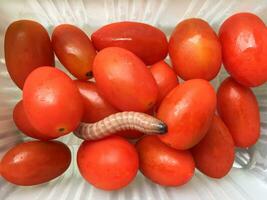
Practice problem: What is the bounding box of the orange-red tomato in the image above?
[13,100,55,140]
[23,67,83,138]
[136,136,195,186]
[77,136,139,190]
[74,80,118,123]
[93,47,158,112]
[91,22,168,65]
[4,20,54,89]
[219,13,267,87]
[169,18,221,81]
[52,24,96,80]
[157,79,216,150]
[150,61,179,106]
[217,77,260,147]
[191,116,235,178]
[0,141,71,186]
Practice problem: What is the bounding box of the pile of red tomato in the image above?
[0,12,266,190]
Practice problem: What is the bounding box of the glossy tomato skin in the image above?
[74,80,118,123]
[93,47,158,112]
[169,18,221,81]
[52,24,96,80]
[4,20,54,89]
[13,100,55,140]
[157,79,216,150]
[191,116,235,178]
[23,67,84,138]
[219,13,267,87]
[217,77,260,147]
[0,141,71,186]
[150,61,179,106]
[136,136,195,186]
[91,22,168,65]
[77,136,139,190]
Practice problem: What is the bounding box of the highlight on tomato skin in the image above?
[91,21,168,65]
[169,18,222,81]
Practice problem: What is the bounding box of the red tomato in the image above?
[23,67,83,138]
[0,141,71,186]
[150,61,179,106]
[219,13,267,87]
[191,115,235,178]
[91,22,168,65]
[217,77,260,147]
[93,47,158,112]
[136,136,195,186]
[13,100,55,140]
[52,24,96,80]
[116,130,143,139]
[74,80,118,123]
[4,20,54,89]
[77,136,139,190]
[157,79,216,150]
[169,18,221,81]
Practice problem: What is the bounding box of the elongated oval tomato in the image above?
[217,77,260,147]
[13,100,55,140]
[150,61,179,106]
[74,80,118,123]
[23,67,83,138]
[77,136,139,190]
[93,47,158,112]
[91,22,168,65]
[52,24,96,80]
[0,141,71,186]
[169,18,221,81]
[219,13,267,87]
[157,79,216,150]
[191,116,235,178]
[136,136,195,186]
[4,20,54,89]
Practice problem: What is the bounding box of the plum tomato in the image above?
[13,100,55,140]
[169,18,222,81]
[74,80,118,123]
[91,21,168,65]
[93,47,158,112]
[77,136,139,190]
[136,136,195,186]
[149,61,179,106]
[219,13,267,87]
[52,24,96,80]
[4,20,54,89]
[191,115,235,178]
[217,77,260,147]
[157,79,216,150]
[0,141,71,186]
[23,67,83,138]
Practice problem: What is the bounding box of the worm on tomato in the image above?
[73,111,167,140]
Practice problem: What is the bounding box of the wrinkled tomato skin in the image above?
[74,80,118,123]
[217,77,260,147]
[93,47,158,112]
[0,141,71,186]
[52,24,96,80]
[4,20,54,89]
[191,116,235,178]
[91,22,168,65]
[77,136,139,190]
[13,100,55,140]
[150,61,179,106]
[136,136,195,186]
[219,13,267,87]
[169,18,221,81]
[23,67,84,138]
[157,79,216,150]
